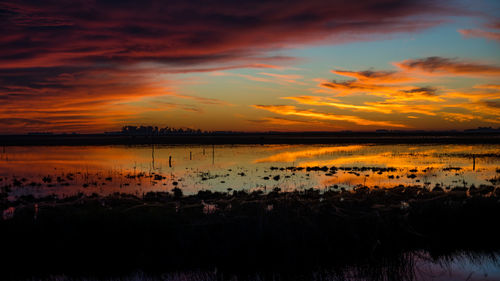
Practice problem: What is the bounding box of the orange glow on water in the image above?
[1,144,498,198]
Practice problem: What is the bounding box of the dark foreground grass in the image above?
[1,185,500,280]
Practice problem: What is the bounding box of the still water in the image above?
[1,144,498,198]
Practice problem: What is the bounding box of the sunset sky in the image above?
[1,0,499,133]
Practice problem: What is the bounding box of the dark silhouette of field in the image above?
[1,185,499,280]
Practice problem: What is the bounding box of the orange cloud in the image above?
[284,95,440,116]
[441,112,476,123]
[283,96,392,114]
[474,84,500,90]
[320,65,446,102]
[442,84,500,103]
[321,80,393,95]
[321,79,443,102]
[363,102,439,116]
[253,105,407,128]
[442,101,500,118]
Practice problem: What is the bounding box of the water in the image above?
[15,252,499,281]
[1,144,499,198]
[1,143,499,280]
[413,252,500,281]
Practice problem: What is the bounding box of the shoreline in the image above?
[1,132,500,146]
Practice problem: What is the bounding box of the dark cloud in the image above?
[357,70,396,79]
[482,100,500,108]
[401,87,437,96]
[0,118,50,125]
[331,69,414,84]
[488,21,500,30]
[396,56,500,75]
[0,1,452,68]
[321,80,377,91]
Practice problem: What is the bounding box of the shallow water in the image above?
[1,144,499,198]
[413,252,500,281]
[16,252,500,281]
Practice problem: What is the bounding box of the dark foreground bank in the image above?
[1,131,500,146]
[2,185,500,280]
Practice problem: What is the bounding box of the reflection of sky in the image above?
[415,252,500,281]
[254,145,363,163]
[1,144,498,198]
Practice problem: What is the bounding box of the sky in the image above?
[0,0,499,133]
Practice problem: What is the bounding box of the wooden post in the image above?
[151,144,155,169]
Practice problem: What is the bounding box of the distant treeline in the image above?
[115,125,236,136]
[111,126,500,136]
[120,126,203,136]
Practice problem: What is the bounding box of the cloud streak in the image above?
[331,70,414,84]
[459,29,500,41]
[395,57,500,76]
[283,96,392,114]
[253,105,408,128]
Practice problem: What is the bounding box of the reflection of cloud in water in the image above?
[298,145,500,168]
[401,145,500,156]
[297,153,449,168]
[254,145,363,163]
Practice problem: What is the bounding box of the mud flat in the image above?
[1,185,500,280]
